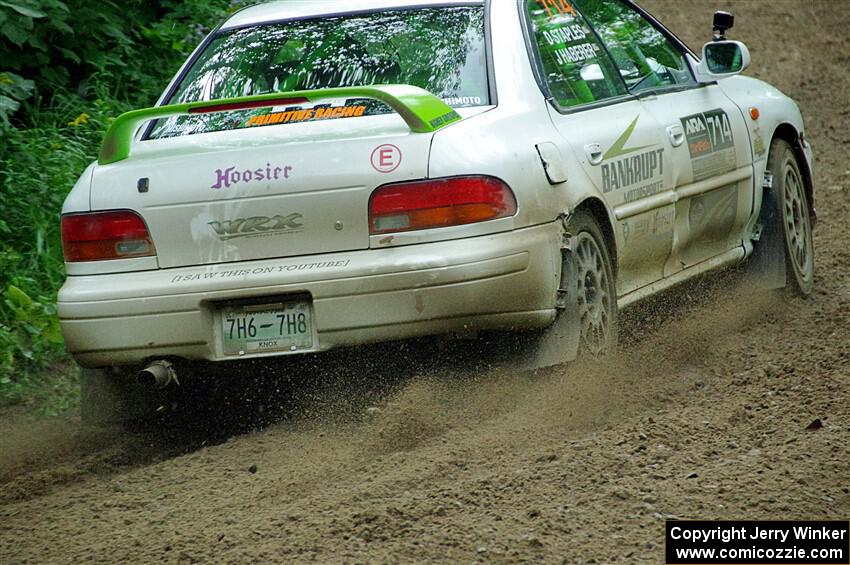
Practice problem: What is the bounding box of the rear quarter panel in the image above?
[429,0,593,230]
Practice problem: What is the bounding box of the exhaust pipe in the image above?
[138,360,178,390]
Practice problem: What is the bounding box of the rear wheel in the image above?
[503,210,617,370]
[569,211,618,357]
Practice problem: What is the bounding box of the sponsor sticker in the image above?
[443,96,483,106]
[429,110,461,129]
[600,115,666,203]
[246,105,367,127]
[211,163,292,190]
[680,109,737,182]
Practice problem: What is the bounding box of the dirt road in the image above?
[1,1,848,563]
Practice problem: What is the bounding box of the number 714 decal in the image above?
[681,109,737,182]
[538,0,578,18]
[682,109,735,158]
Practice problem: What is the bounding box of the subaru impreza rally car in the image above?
[59,0,815,423]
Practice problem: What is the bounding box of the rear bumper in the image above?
[59,222,562,367]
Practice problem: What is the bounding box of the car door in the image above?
[577,0,754,275]
[523,0,676,296]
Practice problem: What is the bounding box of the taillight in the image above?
[369,176,517,234]
[61,210,155,262]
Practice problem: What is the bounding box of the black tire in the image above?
[566,210,618,357]
[764,139,815,295]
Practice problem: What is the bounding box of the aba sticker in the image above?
[371,144,402,173]
[680,109,737,182]
[681,109,735,157]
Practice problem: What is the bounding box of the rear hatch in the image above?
[90,116,433,268]
[89,4,491,269]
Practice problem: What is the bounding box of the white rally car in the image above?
[59,0,815,423]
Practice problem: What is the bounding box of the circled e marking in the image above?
[371,144,402,173]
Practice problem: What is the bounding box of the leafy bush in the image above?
[0,95,124,401]
[0,0,251,407]
[1,0,247,117]
[0,72,34,124]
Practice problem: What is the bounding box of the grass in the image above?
[0,93,132,413]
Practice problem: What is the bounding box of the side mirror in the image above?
[694,40,751,82]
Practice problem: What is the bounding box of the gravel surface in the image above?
[1,1,848,563]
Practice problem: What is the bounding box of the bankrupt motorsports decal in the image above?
[601,115,666,204]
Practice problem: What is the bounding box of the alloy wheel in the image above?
[574,232,612,356]
[782,158,813,284]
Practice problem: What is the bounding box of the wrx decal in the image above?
[209,214,304,241]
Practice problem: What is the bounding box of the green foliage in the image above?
[0,98,110,407]
[0,72,34,124]
[0,0,246,119]
[0,0,253,408]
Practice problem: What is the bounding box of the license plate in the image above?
[220,300,313,355]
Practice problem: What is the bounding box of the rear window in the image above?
[150,6,489,139]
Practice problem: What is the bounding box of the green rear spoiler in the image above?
[98,85,462,165]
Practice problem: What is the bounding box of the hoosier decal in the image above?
[681,109,737,182]
[211,163,292,190]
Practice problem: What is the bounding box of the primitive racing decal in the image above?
[681,109,737,182]
[246,105,367,127]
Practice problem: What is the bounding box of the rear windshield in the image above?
[150,6,489,139]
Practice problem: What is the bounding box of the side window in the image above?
[526,0,626,109]
[575,0,695,93]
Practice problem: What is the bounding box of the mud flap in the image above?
[748,173,787,290]
[513,237,581,370]
[80,367,166,426]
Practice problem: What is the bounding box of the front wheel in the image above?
[773,140,815,295]
[750,139,815,296]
